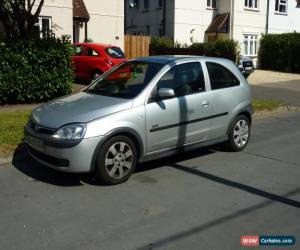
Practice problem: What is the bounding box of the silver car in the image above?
[25,56,252,184]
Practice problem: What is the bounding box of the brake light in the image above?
[105,59,114,66]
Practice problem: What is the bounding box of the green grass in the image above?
[252,98,283,112]
[0,110,31,157]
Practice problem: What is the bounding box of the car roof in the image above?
[73,42,120,50]
[133,55,231,65]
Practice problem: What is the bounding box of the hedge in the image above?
[0,36,73,104]
[258,33,300,73]
[150,37,240,62]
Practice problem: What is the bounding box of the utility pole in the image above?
[230,0,235,39]
[162,0,167,36]
[266,0,270,34]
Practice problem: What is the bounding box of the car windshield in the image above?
[106,47,126,58]
[85,61,164,99]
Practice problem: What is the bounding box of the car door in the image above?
[72,44,86,79]
[204,61,241,138]
[145,61,214,153]
[80,47,102,80]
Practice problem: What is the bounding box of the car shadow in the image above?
[12,143,218,187]
[12,144,90,186]
[137,147,216,173]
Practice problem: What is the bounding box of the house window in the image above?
[244,0,258,9]
[243,34,258,56]
[38,16,52,39]
[275,0,288,14]
[207,0,217,9]
[144,0,149,9]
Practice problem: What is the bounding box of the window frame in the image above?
[243,34,258,56]
[205,61,240,91]
[149,61,206,102]
[207,0,217,9]
[244,0,259,10]
[38,16,52,39]
[275,0,288,14]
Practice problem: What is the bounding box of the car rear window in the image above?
[106,47,126,58]
[206,62,240,90]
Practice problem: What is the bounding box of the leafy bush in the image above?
[150,37,240,62]
[150,37,189,49]
[258,33,300,73]
[0,36,73,104]
[150,37,177,49]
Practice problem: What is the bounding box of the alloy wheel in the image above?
[105,142,133,179]
[233,119,249,148]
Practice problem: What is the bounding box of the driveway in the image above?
[0,112,300,250]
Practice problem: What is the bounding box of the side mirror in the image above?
[158,88,175,99]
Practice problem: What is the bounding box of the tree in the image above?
[0,0,44,40]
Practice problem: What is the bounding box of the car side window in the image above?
[86,48,100,56]
[156,62,205,98]
[74,45,84,56]
[206,62,240,90]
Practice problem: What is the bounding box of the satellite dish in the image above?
[128,0,136,8]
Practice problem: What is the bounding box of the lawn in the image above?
[0,110,31,157]
[252,98,282,112]
[0,98,284,157]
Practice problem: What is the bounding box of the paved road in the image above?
[0,112,300,250]
[252,80,300,107]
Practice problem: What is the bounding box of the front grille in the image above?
[242,61,253,68]
[28,146,70,168]
[29,120,55,135]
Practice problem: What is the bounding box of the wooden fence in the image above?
[124,35,150,59]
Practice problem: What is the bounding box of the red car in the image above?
[72,43,127,81]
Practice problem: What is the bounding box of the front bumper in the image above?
[25,127,103,173]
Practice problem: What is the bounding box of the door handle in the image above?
[201,100,209,108]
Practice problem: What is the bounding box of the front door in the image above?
[145,62,214,153]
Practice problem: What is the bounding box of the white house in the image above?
[267,0,300,34]
[1,0,125,48]
[125,0,300,64]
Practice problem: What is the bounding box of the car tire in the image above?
[92,70,102,81]
[226,115,250,152]
[94,136,137,185]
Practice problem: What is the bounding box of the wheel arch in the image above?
[91,68,103,79]
[90,128,144,173]
[226,106,252,136]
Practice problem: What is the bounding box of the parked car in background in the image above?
[238,56,254,78]
[25,56,252,185]
[72,43,127,82]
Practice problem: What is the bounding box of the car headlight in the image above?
[52,124,86,140]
